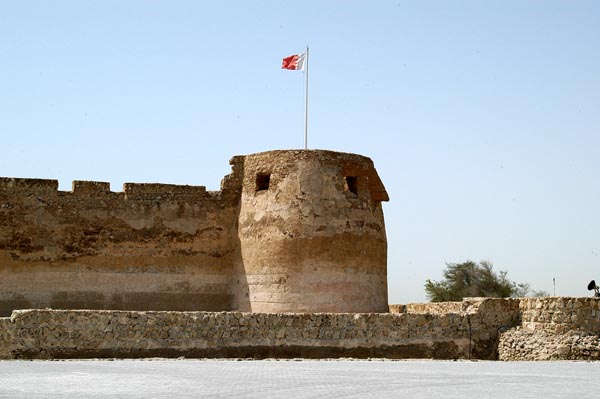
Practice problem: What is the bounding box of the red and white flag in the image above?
[282,52,306,71]
[281,47,310,149]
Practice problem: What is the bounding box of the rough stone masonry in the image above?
[0,150,388,315]
[0,297,597,360]
[1,149,598,360]
[0,298,518,360]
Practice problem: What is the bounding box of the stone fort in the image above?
[1,149,598,360]
[0,150,389,316]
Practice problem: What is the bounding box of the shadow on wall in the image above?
[230,156,251,312]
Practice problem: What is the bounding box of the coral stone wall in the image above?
[3,298,597,361]
[0,170,242,316]
[0,302,499,360]
[236,150,389,313]
[0,150,390,314]
[390,302,464,314]
[519,297,600,333]
[391,298,521,359]
[499,297,600,360]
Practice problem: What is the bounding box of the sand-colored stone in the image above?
[0,298,516,360]
[236,151,388,312]
[0,150,389,315]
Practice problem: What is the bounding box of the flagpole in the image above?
[304,46,309,150]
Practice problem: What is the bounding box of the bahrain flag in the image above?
[282,52,306,70]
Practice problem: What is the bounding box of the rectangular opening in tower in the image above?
[255,174,271,192]
[345,176,358,194]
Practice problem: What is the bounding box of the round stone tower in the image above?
[237,150,389,313]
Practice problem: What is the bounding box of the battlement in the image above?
[0,150,388,204]
[0,177,59,194]
[72,180,111,196]
[122,183,208,200]
[0,178,214,201]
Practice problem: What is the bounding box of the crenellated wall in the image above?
[0,163,244,316]
[0,150,389,314]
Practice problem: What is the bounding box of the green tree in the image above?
[424,260,530,302]
[532,289,551,297]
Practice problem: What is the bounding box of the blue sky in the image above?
[1,1,599,303]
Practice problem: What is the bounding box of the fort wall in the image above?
[4,150,597,360]
[0,297,596,360]
[0,164,244,316]
[389,302,464,314]
[0,150,389,314]
[0,298,600,360]
[237,150,388,312]
[499,297,600,360]
[0,298,515,360]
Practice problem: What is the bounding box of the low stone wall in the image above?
[0,318,13,359]
[389,298,520,359]
[0,310,471,359]
[463,297,521,358]
[2,297,596,360]
[499,297,600,360]
[498,327,600,361]
[0,298,517,360]
[389,302,463,314]
[519,297,600,333]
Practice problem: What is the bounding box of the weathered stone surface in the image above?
[0,297,596,361]
[0,150,389,314]
[0,174,240,316]
[498,297,600,361]
[237,151,388,312]
[0,298,505,360]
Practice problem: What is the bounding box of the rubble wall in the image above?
[2,309,472,360]
[499,297,600,360]
[0,298,521,360]
[390,302,464,314]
